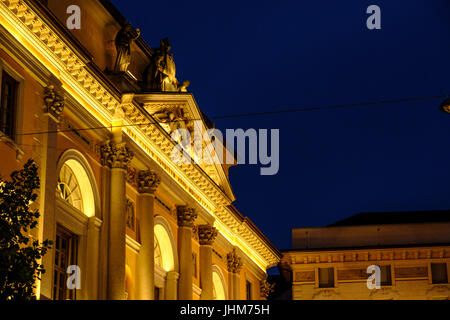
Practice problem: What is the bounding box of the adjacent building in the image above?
[0,0,280,300]
[281,211,450,300]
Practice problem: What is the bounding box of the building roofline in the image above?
[291,209,450,230]
[228,204,282,259]
[281,242,450,254]
[25,0,93,62]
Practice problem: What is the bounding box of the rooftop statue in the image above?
[114,22,140,72]
[145,38,190,92]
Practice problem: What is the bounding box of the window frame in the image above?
[0,60,24,158]
[246,280,253,300]
[318,267,335,288]
[53,225,78,300]
[380,265,393,287]
[431,263,448,284]
[0,71,18,139]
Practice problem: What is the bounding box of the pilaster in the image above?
[39,84,64,299]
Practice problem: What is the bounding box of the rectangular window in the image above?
[431,263,448,284]
[380,265,392,286]
[0,71,18,139]
[246,280,252,300]
[154,287,160,300]
[53,226,78,300]
[318,267,334,288]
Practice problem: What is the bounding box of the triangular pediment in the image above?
[134,92,236,201]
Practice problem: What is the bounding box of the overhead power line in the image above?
[211,94,449,120]
[12,93,449,137]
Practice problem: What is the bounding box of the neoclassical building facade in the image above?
[281,211,450,300]
[0,0,280,300]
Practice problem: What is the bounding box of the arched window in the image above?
[212,266,227,300]
[153,216,178,300]
[56,157,96,217]
[53,150,101,300]
[154,224,175,272]
[58,163,83,212]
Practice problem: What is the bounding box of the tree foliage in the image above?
[0,159,52,300]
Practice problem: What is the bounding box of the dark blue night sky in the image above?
[112,0,450,250]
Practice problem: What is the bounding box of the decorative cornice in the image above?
[0,0,280,271]
[283,246,450,266]
[137,169,160,194]
[176,205,197,228]
[100,140,133,169]
[43,84,64,121]
[227,248,243,274]
[198,224,218,246]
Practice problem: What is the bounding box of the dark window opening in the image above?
[246,280,252,300]
[53,226,78,300]
[319,267,334,288]
[0,71,18,140]
[380,265,392,286]
[431,263,448,284]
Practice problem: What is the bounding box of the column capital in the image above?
[137,170,161,194]
[100,140,134,169]
[260,279,275,299]
[197,225,218,246]
[43,84,64,122]
[176,205,197,228]
[227,248,242,274]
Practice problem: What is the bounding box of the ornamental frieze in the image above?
[197,224,218,246]
[137,170,161,194]
[176,205,197,228]
[100,140,134,169]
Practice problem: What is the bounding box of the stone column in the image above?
[176,206,197,300]
[198,225,218,300]
[85,217,102,299]
[99,163,111,300]
[136,170,160,300]
[101,139,133,300]
[227,248,243,300]
[165,271,179,300]
[39,85,64,300]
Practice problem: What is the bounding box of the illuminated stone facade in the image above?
[0,0,280,300]
[281,212,450,300]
